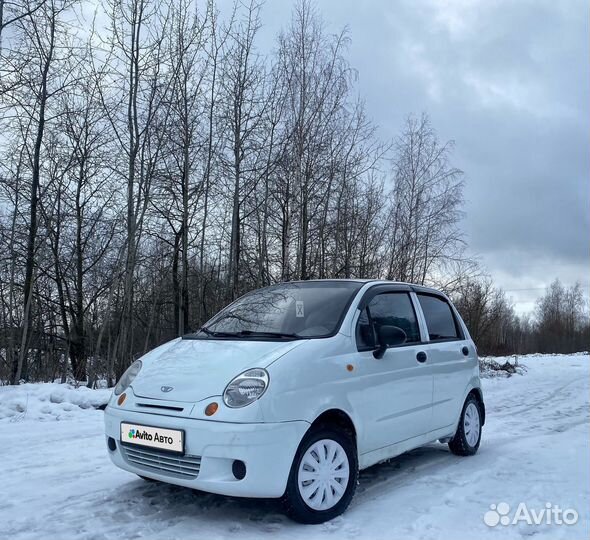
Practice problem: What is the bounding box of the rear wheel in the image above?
[282,427,358,524]
[449,395,482,456]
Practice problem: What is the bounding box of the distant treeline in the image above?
[0,1,587,385]
[453,279,589,357]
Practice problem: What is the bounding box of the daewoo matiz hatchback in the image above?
[104,279,485,523]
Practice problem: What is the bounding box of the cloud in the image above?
[253,0,589,309]
[349,1,589,298]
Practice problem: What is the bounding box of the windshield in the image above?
[196,281,363,339]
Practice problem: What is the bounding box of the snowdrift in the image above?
[0,382,111,422]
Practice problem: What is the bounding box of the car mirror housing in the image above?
[373,325,407,359]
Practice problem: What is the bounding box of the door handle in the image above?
[416,351,427,363]
[461,346,469,356]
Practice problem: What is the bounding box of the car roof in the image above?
[285,278,375,284]
[282,279,444,296]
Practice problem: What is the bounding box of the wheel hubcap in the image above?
[297,439,350,511]
[464,402,480,447]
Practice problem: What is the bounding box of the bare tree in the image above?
[1,0,81,383]
[219,0,265,300]
[148,0,209,335]
[536,279,589,353]
[3,0,584,385]
[274,0,356,280]
[387,113,465,285]
[96,0,173,378]
[0,0,46,51]
[40,57,118,380]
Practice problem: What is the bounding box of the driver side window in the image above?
[356,292,421,351]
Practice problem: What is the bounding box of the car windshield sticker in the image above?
[296,301,304,317]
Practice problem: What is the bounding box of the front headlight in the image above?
[114,360,142,395]
[223,368,269,408]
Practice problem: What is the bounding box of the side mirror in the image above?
[373,325,407,359]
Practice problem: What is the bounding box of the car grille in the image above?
[121,444,201,479]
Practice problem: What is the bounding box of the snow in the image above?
[0,354,588,540]
[0,382,110,422]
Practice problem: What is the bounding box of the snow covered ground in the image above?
[1,354,588,540]
[0,382,111,422]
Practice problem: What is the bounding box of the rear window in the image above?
[417,294,461,341]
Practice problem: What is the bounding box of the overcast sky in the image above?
[248,0,589,313]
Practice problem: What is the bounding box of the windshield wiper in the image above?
[194,326,236,338]
[192,328,300,340]
[232,330,301,340]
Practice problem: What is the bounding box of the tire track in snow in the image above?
[494,377,582,418]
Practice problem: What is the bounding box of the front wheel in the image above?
[449,395,482,456]
[282,427,358,524]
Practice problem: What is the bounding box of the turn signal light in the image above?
[117,392,127,406]
[205,402,219,416]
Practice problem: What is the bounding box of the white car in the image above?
[104,279,484,523]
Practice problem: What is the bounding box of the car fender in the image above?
[260,336,367,451]
[453,376,485,429]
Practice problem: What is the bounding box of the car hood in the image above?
[130,337,305,403]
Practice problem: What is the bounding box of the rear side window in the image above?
[356,292,421,349]
[417,294,461,341]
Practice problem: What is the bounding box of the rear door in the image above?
[353,289,433,451]
[415,293,474,431]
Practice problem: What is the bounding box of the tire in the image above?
[448,395,482,456]
[282,427,358,524]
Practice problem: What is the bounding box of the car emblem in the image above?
[160,385,173,393]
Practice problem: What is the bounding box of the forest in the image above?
[0,0,588,386]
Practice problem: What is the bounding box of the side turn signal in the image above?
[205,402,219,416]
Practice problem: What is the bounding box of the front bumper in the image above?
[104,405,309,498]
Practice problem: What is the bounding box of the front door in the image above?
[351,291,433,452]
